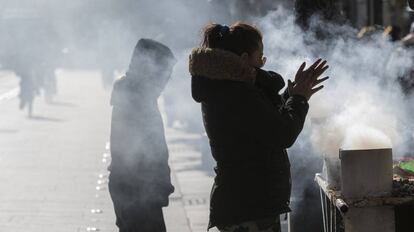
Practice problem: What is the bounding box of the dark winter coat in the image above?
[109,75,174,206]
[109,39,176,207]
[189,48,309,229]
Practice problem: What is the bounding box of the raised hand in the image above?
[295,58,329,87]
[289,59,330,100]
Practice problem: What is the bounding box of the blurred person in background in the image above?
[108,38,176,232]
[16,67,38,117]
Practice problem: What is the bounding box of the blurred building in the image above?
[295,0,413,38]
[343,0,412,38]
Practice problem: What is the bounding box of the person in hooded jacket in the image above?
[108,38,176,232]
[189,23,329,232]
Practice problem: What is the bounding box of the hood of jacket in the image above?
[112,38,175,106]
[128,38,176,76]
[189,48,256,83]
[189,47,286,103]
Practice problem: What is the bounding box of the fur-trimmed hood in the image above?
[189,48,256,83]
[189,47,286,103]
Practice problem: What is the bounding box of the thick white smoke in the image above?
[7,1,413,157]
[255,7,414,157]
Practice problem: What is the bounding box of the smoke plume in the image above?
[255,7,414,157]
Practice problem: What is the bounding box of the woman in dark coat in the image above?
[189,23,329,232]
[109,38,176,232]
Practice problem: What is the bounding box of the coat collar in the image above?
[189,48,256,84]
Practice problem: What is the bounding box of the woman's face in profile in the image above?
[248,41,266,68]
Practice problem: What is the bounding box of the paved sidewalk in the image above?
[0,69,216,232]
[0,69,290,232]
[0,70,117,231]
[165,128,215,232]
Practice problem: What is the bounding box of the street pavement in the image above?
[0,70,214,232]
[0,70,292,232]
[165,129,215,232]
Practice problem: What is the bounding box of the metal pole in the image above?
[320,188,328,232]
[334,206,337,232]
[330,199,334,232]
[325,194,330,231]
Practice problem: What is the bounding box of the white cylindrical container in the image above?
[340,148,393,199]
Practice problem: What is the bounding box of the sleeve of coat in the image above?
[281,88,290,103]
[240,84,309,149]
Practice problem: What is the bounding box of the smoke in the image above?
[255,7,414,157]
[252,7,413,230]
[5,1,412,154]
[4,1,414,230]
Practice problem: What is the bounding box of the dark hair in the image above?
[201,22,263,56]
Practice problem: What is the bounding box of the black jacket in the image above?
[189,48,309,229]
[109,75,174,206]
[109,39,176,206]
